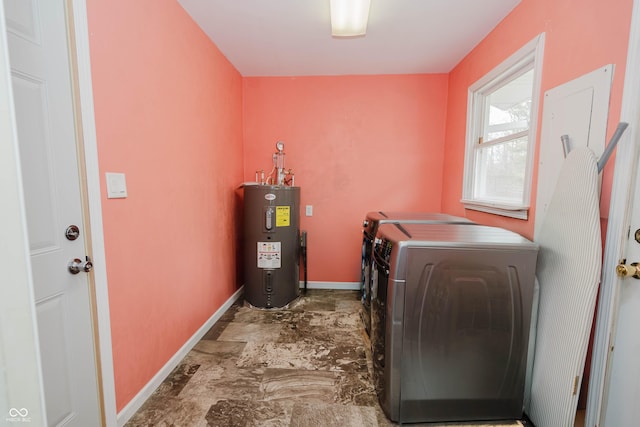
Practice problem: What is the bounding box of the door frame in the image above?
[586,0,640,424]
[0,0,117,425]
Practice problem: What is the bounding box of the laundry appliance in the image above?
[371,222,538,423]
[360,212,472,335]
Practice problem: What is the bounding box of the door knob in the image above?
[616,262,640,279]
[68,256,93,275]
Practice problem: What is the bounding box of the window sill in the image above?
[461,199,529,220]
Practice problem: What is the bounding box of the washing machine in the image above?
[371,222,538,423]
[360,212,472,335]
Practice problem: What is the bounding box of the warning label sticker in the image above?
[257,242,281,268]
[275,206,290,227]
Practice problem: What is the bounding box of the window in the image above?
[462,34,545,219]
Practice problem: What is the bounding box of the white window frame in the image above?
[461,33,545,220]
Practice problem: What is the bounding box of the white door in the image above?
[4,0,101,425]
[601,158,640,425]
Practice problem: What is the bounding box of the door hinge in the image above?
[572,375,580,395]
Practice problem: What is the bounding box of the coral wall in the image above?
[243,75,449,282]
[441,0,633,239]
[87,0,243,410]
[85,0,634,412]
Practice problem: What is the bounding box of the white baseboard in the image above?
[116,286,244,426]
[299,281,360,291]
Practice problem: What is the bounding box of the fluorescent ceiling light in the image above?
[330,0,371,37]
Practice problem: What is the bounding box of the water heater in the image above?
[242,141,303,308]
[243,185,300,308]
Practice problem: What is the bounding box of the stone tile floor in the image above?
[124,289,528,426]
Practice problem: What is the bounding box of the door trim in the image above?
[67,1,117,425]
[586,0,640,424]
[65,1,106,425]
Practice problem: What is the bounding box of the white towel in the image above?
[528,148,602,427]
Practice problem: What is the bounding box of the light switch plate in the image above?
[305,205,313,216]
[106,172,128,199]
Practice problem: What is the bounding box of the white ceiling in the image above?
[177,0,522,77]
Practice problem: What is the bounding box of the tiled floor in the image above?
[125,290,528,426]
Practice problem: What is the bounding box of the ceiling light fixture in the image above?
[330,0,371,38]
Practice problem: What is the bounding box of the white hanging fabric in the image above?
[528,147,602,427]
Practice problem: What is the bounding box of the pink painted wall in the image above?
[243,75,449,282]
[84,0,634,413]
[87,0,243,410]
[441,0,634,239]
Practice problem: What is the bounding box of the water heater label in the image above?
[276,206,290,227]
[265,193,276,201]
[257,242,281,268]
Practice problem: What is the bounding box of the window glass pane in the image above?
[485,69,534,142]
[474,136,528,204]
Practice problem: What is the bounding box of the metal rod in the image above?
[301,231,308,294]
[598,122,629,173]
[561,134,571,158]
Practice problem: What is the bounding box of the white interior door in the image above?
[4,0,101,425]
[602,157,640,425]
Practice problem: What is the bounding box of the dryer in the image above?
[371,222,538,423]
[360,212,472,335]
